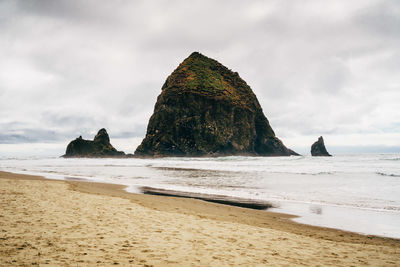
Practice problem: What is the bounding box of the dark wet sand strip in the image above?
[141,186,273,210]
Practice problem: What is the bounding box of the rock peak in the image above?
[311,136,332,156]
[183,51,220,67]
[187,51,204,59]
[94,128,110,144]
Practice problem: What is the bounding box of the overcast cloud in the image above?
[0,0,399,155]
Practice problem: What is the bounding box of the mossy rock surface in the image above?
[135,52,296,157]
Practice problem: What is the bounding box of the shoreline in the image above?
[1,171,399,265]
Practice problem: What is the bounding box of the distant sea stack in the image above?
[311,136,332,156]
[135,52,297,157]
[63,128,126,158]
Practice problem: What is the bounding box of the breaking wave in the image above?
[376,172,400,177]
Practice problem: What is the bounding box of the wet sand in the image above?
[0,171,399,266]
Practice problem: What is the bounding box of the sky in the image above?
[0,0,399,156]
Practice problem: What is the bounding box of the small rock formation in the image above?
[63,128,126,157]
[135,52,297,157]
[311,136,332,156]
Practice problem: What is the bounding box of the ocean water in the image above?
[1,154,399,238]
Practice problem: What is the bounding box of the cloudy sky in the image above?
[0,0,399,156]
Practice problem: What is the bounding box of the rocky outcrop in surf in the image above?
[63,128,127,158]
[135,52,297,157]
[311,136,332,156]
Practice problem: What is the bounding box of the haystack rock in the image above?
[63,128,126,157]
[135,52,297,157]
[311,136,332,156]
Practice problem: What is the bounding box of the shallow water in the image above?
[1,154,399,238]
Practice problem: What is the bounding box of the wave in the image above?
[380,157,400,161]
[104,164,132,167]
[309,171,335,176]
[270,171,336,176]
[376,172,400,177]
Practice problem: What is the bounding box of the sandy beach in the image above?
[0,171,399,266]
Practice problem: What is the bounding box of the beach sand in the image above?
[0,171,399,266]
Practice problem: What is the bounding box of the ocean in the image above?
[1,154,399,238]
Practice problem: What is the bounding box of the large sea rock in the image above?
[135,52,297,157]
[63,128,126,158]
[311,136,332,156]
